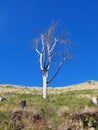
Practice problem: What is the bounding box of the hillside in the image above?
[1,80,98,93]
[65,80,98,90]
[0,80,98,130]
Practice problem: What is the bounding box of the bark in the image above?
[42,70,48,99]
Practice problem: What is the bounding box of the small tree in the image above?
[33,22,72,99]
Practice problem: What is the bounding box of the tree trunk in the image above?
[42,70,48,99]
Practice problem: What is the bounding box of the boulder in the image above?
[91,97,98,105]
[0,97,7,101]
[88,127,95,130]
[20,100,26,109]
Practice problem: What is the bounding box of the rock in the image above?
[88,80,95,85]
[33,112,43,123]
[12,111,23,121]
[31,109,44,123]
[88,127,95,130]
[66,127,71,130]
[67,112,98,130]
[91,97,98,105]
[10,111,24,130]
[48,124,52,129]
[0,97,7,101]
[20,100,26,109]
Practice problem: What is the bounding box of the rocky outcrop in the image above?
[10,110,46,130]
[4,110,98,130]
[65,111,98,130]
[10,111,24,130]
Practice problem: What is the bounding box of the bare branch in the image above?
[41,34,45,53]
[50,37,58,53]
[33,21,73,84]
[47,51,51,70]
[39,53,43,70]
[36,48,41,55]
[33,38,41,55]
[47,61,63,84]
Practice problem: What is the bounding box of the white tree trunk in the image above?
[42,70,48,99]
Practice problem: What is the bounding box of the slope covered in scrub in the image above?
[0,80,98,129]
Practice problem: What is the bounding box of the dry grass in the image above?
[1,80,98,94]
[0,80,98,129]
[65,80,98,90]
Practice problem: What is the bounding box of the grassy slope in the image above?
[0,80,98,129]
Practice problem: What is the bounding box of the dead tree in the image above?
[33,22,72,99]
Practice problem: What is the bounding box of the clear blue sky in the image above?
[0,0,98,87]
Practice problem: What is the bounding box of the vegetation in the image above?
[0,82,98,129]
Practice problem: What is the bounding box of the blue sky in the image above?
[0,0,98,87]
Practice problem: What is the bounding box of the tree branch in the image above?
[50,38,58,53]
[41,34,45,53]
[39,53,43,70]
[47,50,51,70]
[47,61,63,84]
[36,48,41,55]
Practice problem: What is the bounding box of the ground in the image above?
[0,80,98,130]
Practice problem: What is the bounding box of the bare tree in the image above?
[33,22,72,99]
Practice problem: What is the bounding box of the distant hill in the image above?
[0,80,98,95]
[0,80,98,90]
[65,80,98,90]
